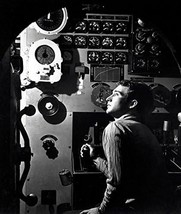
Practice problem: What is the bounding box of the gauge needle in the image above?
[47,13,51,20]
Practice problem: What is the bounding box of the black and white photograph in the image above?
[0,1,181,213]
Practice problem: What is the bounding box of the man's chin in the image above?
[106,109,111,115]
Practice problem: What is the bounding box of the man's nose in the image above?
[106,94,112,101]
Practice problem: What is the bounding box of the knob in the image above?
[25,194,38,206]
[178,112,181,123]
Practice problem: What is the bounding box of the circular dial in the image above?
[115,37,127,49]
[135,58,146,68]
[150,84,171,108]
[88,36,101,48]
[135,31,146,41]
[135,43,146,54]
[74,36,87,47]
[62,50,73,62]
[149,44,161,55]
[36,8,67,32]
[91,84,112,108]
[115,22,128,33]
[75,21,87,32]
[87,51,100,64]
[102,37,114,49]
[35,45,55,65]
[115,52,127,64]
[102,21,114,33]
[88,21,101,33]
[60,35,73,47]
[148,58,160,69]
[101,52,114,64]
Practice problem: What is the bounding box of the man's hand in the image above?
[80,143,94,158]
[80,207,100,214]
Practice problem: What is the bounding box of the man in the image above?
[80,80,174,214]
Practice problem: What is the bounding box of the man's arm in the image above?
[97,122,123,213]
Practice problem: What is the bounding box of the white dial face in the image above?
[35,45,55,65]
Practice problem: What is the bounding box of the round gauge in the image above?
[88,21,100,33]
[150,83,171,108]
[35,7,68,35]
[115,22,128,33]
[60,35,73,47]
[88,36,101,48]
[101,52,114,64]
[35,45,55,65]
[135,31,146,41]
[62,50,73,62]
[149,44,161,55]
[135,58,146,68]
[134,43,146,54]
[74,36,87,47]
[152,31,159,41]
[91,84,112,108]
[148,58,160,69]
[75,21,87,32]
[102,37,114,49]
[102,22,114,33]
[115,37,127,49]
[87,51,100,64]
[115,52,127,64]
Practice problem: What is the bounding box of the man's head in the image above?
[106,80,154,119]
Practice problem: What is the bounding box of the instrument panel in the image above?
[17,5,181,214]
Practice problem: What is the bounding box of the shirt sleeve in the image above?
[98,122,123,213]
[93,157,109,177]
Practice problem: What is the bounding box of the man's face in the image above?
[106,84,130,118]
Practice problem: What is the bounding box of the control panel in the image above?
[12,3,181,214]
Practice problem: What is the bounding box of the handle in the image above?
[16,105,38,206]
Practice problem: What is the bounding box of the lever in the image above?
[16,105,38,206]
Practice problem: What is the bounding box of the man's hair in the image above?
[118,80,154,116]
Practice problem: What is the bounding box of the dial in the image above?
[134,43,146,54]
[149,44,161,55]
[102,21,114,33]
[135,31,146,41]
[102,37,114,49]
[59,35,73,47]
[115,37,127,49]
[74,36,87,47]
[62,50,73,62]
[101,52,114,64]
[148,58,160,69]
[35,8,68,34]
[87,51,100,64]
[91,84,112,108]
[115,22,128,33]
[88,21,101,33]
[152,31,159,41]
[35,45,55,65]
[150,84,171,108]
[75,21,87,32]
[88,36,101,48]
[135,58,146,68]
[115,52,127,64]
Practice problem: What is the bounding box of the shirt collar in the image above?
[115,113,141,122]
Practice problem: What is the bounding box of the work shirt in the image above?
[93,114,174,213]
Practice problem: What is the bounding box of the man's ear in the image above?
[129,99,138,109]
